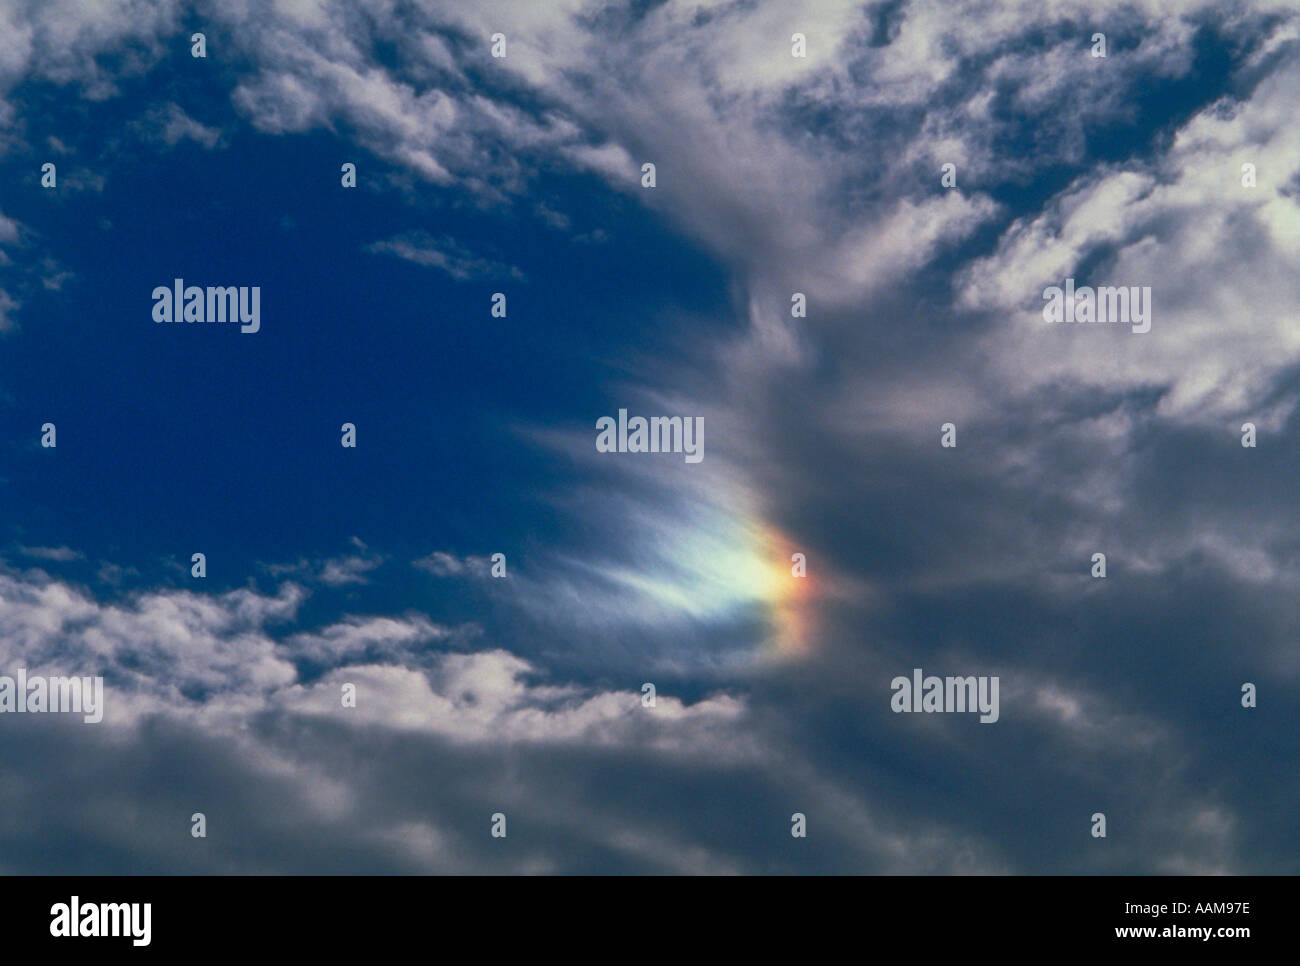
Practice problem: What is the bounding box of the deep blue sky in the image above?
[1,95,731,586]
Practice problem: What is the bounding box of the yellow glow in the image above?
[606,499,818,658]
[748,521,816,659]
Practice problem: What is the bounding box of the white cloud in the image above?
[0,566,742,749]
[366,231,524,281]
[15,545,85,562]
[0,288,18,331]
[263,545,385,586]
[283,613,452,664]
[962,51,1300,424]
[140,102,222,148]
[412,550,489,577]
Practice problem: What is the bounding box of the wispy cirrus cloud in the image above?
[366,230,525,282]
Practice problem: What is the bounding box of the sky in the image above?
[0,0,1297,874]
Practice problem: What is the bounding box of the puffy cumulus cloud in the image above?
[0,559,744,746]
[0,0,1290,300]
[0,504,1292,872]
[961,53,1300,426]
[15,553,1227,874]
[3,0,1282,342]
[209,0,583,197]
[0,570,304,718]
[0,0,184,120]
[138,0,1218,302]
[276,650,747,749]
[0,565,1006,874]
[282,614,455,665]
